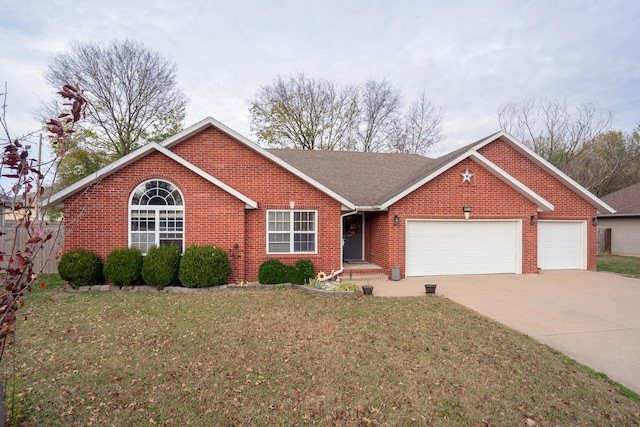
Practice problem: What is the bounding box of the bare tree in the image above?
[391,92,444,156]
[356,79,401,152]
[45,39,187,159]
[249,74,445,155]
[497,98,612,170]
[249,74,359,150]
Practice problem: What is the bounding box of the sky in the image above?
[1,0,639,159]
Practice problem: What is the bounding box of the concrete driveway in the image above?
[364,270,640,393]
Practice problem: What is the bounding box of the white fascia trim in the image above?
[469,151,554,212]
[45,141,162,207]
[379,149,554,212]
[165,117,356,210]
[153,144,258,209]
[45,141,258,209]
[473,131,616,214]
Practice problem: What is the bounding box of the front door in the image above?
[343,214,363,261]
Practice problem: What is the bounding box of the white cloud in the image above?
[1,0,639,156]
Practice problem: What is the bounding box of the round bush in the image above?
[178,245,231,288]
[142,245,181,289]
[294,259,315,285]
[104,247,143,287]
[57,249,104,288]
[258,258,295,284]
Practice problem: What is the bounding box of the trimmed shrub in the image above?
[58,249,104,288]
[294,259,315,285]
[142,244,181,289]
[104,247,143,287]
[178,245,231,288]
[258,259,295,284]
[258,258,291,285]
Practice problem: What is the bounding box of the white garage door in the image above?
[406,220,521,276]
[538,221,586,270]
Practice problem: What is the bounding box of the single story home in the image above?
[47,117,615,282]
[598,182,640,256]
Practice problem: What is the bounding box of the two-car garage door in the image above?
[406,220,521,276]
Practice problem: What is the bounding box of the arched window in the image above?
[129,179,184,254]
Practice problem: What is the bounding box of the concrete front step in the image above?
[341,271,389,281]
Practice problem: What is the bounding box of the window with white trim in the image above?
[267,210,317,253]
[129,180,184,254]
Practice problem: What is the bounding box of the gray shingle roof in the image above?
[267,135,492,207]
[601,181,640,214]
[268,149,438,206]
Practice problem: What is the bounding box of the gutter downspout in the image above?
[326,208,359,280]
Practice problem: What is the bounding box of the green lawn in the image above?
[598,254,640,278]
[4,281,640,426]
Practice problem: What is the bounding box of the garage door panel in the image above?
[538,221,585,270]
[406,220,520,276]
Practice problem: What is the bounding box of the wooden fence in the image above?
[0,225,63,275]
[597,228,611,255]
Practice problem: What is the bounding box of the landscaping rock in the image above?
[66,281,353,297]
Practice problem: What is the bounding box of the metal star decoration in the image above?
[461,168,474,183]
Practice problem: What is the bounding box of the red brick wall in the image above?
[63,126,343,282]
[478,139,598,270]
[365,211,389,271]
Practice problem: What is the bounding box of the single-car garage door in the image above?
[406,220,521,276]
[538,220,586,270]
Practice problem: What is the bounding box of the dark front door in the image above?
[343,214,363,261]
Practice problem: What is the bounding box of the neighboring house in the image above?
[598,182,640,256]
[46,117,614,282]
[1,189,56,226]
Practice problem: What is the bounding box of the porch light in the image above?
[462,206,472,220]
[394,214,400,225]
[530,215,537,225]
[592,217,598,226]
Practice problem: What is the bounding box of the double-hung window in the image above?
[267,210,317,253]
[129,179,184,254]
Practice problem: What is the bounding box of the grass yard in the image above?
[598,254,640,278]
[4,280,640,426]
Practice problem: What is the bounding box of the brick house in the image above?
[47,117,615,282]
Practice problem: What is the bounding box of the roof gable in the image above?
[473,132,616,214]
[379,149,554,211]
[47,142,258,208]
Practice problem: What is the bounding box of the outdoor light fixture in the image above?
[530,215,537,225]
[462,206,472,220]
[394,214,400,225]
[592,217,598,226]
